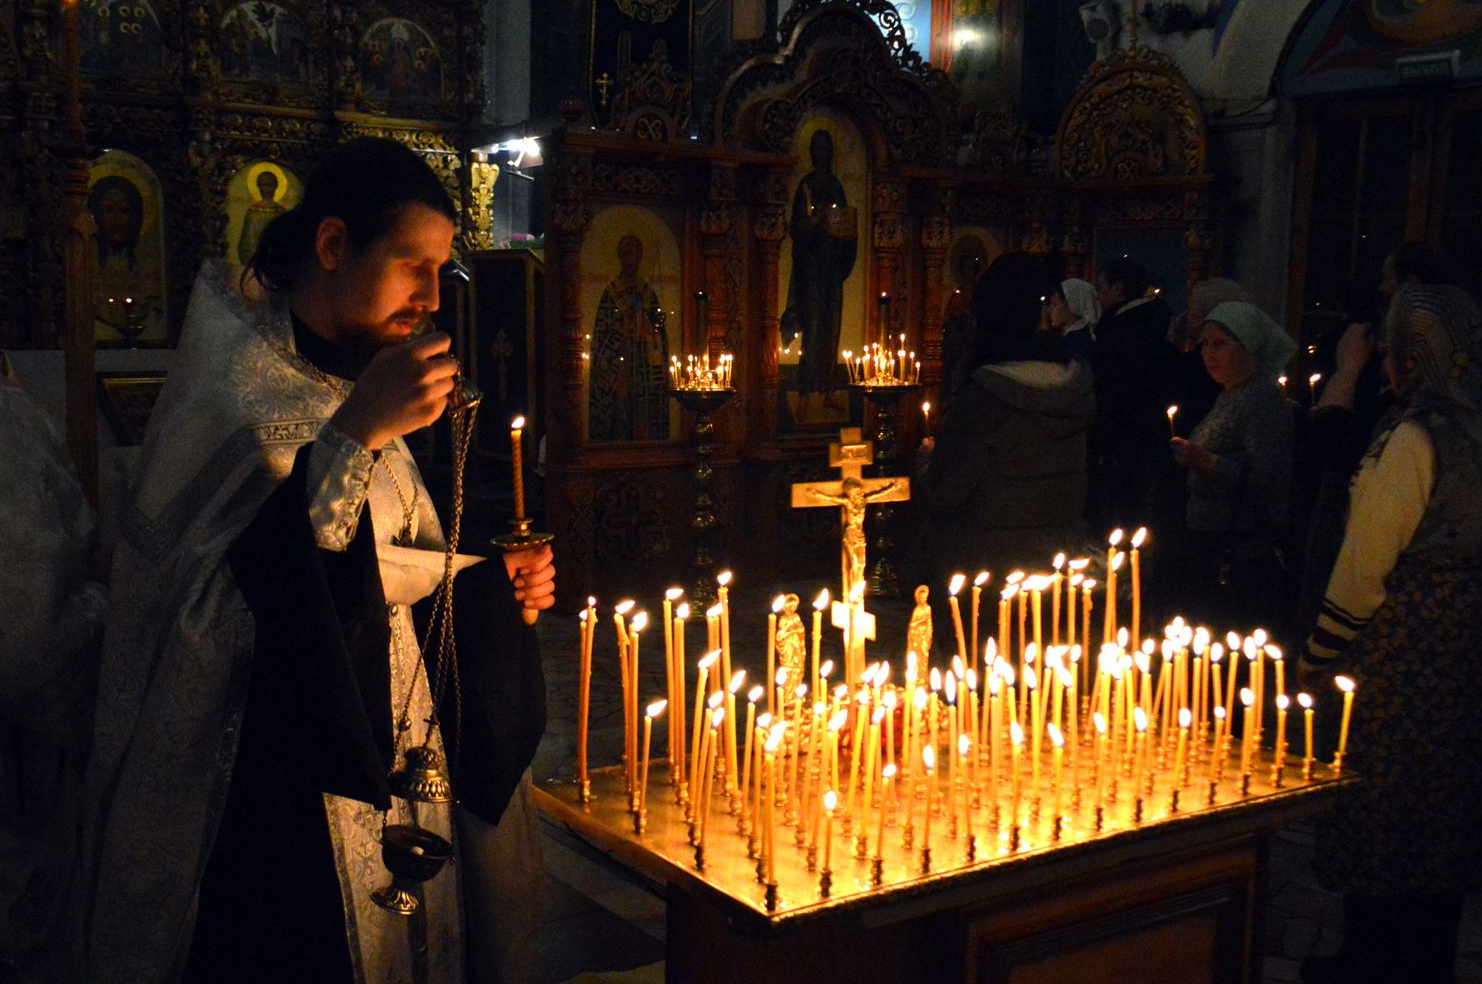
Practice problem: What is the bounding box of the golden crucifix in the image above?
[790,428,911,681]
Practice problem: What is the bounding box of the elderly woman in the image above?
[1169,301,1295,628]
[1299,285,1482,984]
[917,253,1095,596]
[1045,278,1099,362]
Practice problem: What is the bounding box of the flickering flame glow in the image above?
[665,587,684,600]
[771,594,787,613]
[974,571,990,586]
[950,573,966,595]
[748,685,764,703]
[1335,675,1356,694]
[1297,693,1313,710]
[647,699,668,718]
[511,415,526,430]
[615,600,635,615]
[814,589,830,610]
[630,612,648,633]
[717,570,732,587]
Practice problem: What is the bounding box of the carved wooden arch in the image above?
[1055,45,1207,183]
[708,0,955,168]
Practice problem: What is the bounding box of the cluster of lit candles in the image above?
[668,351,735,391]
[569,528,1358,910]
[843,336,922,387]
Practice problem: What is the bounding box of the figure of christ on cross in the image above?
[790,427,911,683]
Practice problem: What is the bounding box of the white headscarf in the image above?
[1060,279,1100,333]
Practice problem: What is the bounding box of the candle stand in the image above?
[850,381,918,598]
[670,386,734,606]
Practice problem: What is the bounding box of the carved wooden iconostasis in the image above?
[0,0,488,352]
[546,0,1223,600]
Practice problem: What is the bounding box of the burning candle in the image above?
[922,400,932,438]
[1047,723,1065,829]
[971,571,989,680]
[1166,405,1179,440]
[1174,707,1191,790]
[740,686,761,827]
[763,723,784,883]
[948,573,969,664]
[1273,694,1290,785]
[822,789,838,879]
[639,700,667,821]
[690,651,719,805]
[672,603,690,790]
[1130,527,1146,643]
[1093,712,1108,813]
[577,598,596,798]
[1298,692,1314,775]
[1131,708,1149,818]
[727,670,746,799]
[1209,705,1227,786]
[1334,675,1356,769]
[510,416,526,518]
[1239,687,1255,780]
[717,571,733,695]
[1051,554,1065,647]
[1009,720,1025,837]
[876,762,896,862]
[698,703,725,849]
[921,745,937,855]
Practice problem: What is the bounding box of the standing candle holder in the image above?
[849,380,918,598]
[670,383,734,607]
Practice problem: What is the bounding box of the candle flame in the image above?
[984,638,998,661]
[698,650,720,670]
[884,763,898,781]
[957,733,971,758]
[615,600,635,615]
[707,707,724,729]
[775,668,788,687]
[579,610,588,623]
[728,670,746,693]
[1166,405,1178,420]
[796,683,809,700]
[647,699,668,718]
[717,570,732,587]
[1178,707,1192,728]
[1010,721,1025,746]
[1266,644,1283,661]
[1132,527,1147,549]
[676,603,690,619]
[1069,557,1091,571]
[511,415,526,430]
[1007,570,1025,585]
[1025,642,1039,664]
[824,790,838,812]
[1093,712,1107,734]
[1082,578,1097,590]
[757,713,773,731]
[588,596,597,607]
[872,705,885,724]
[630,612,648,633]
[1069,572,1083,587]
[829,710,848,731]
[708,691,724,710]
[1023,667,1038,691]
[1110,552,1125,572]
[771,594,787,613]
[1214,706,1226,721]
[1297,693,1312,709]
[929,667,942,690]
[814,588,830,610]
[883,689,898,709]
[922,745,936,771]
[952,655,965,678]
[820,659,834,678]
[1240,687,1254,706]
[999,662,1016,686]
[1134,707,1148,732]
[666,587,684,600]
[1253,628,1269,647]
[706,604,723,619]
[1110,528,1124,547]
[922,400,931,415]
[747,685,764,703]
[1276,695,1290,710]
[1048,723,1064,747]
[974,571,990,587]
[1056,665,1074,688]
[1335,675,1356,694]
[1210,642,1224,663]
[949,573,966,595]
[1134,651,1151,674]
[1116,626,1128,649]
[914,687,929,709]
[1226,631,1241,650]
[1001,584,1019,601]
[944,670,956,695]
[965,668,978,690]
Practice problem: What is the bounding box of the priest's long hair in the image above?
[243,136,456,294]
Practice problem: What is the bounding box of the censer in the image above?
[374,369,481,914]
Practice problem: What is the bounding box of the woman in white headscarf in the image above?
[1046,278,1099,362]
[1168,300,1297,627]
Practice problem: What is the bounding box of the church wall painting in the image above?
[360,17,446,114]
[776,109,869,432]
[1279,0,1482,97]
[580,204,683,444]
[217,1,313,87]
[87,149,168,347]
[79,0,169,79]
[222,160,303,268]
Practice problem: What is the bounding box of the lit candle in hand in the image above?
[510,416,526,518]
[1166,405,1179,440]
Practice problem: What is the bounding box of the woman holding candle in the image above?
[1298,285,1482,984]
[1168,301,1296,632]
[915,253,1094,611]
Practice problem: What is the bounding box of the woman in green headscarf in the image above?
[1167,301,1297,629]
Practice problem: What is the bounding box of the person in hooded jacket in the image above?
[916,252,1095,593]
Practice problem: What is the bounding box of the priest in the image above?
[77,137,553,982]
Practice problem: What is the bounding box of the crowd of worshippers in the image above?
[914,243,1482,984]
